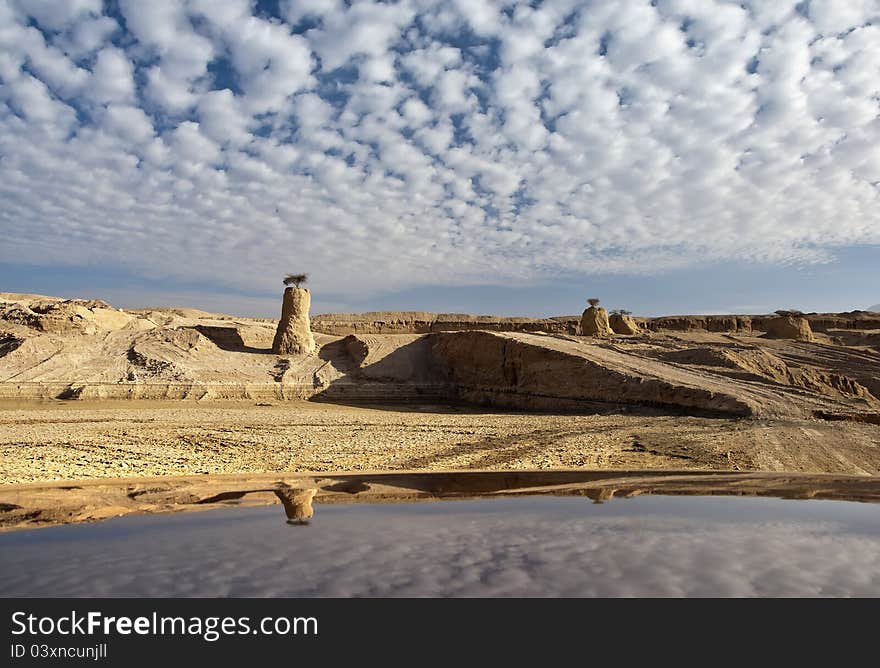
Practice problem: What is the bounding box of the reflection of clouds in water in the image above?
[1,498,878,597]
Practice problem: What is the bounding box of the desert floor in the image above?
[2,399,879,485]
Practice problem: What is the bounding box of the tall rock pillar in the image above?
[272,287,316,355]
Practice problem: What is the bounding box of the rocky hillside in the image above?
[1,293,879,421]
[312,310,880,335]
[311,311,575,335]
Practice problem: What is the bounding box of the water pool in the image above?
[1,495,877,597]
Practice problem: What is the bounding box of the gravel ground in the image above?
[2,400,879,484]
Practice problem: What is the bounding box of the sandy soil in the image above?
[2,399,879,486]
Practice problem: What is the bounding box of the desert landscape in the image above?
[1,289,879,530]
[5,0,880,606]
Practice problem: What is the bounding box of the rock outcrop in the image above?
[195,324,274,350]
[312,310,880,336]
[0,333,23,357]
[664,346,873,400]
[609,313,640,335]
[763,315,814,341]
[3,292,879,419]
[272,287,316,355]
[126,328,209,381]
[643,312,880,334]
[311,311,576,335]
[580,306,612,337]
[643,315,753,333]
[0,296,135,336]
[780,312,880,332]
[430,331,760,416]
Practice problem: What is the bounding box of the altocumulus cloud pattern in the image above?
[1,0,879,295]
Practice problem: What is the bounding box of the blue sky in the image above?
[1,0,878,318]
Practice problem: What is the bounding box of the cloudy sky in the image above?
[1,0,878,317]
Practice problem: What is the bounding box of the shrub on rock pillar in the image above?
[609,309,640,335]
[272,273,316,355]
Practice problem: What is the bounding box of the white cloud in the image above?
[308,0,415,71]
[401,96,433,127]
[89,47,135,104]
[197,89,251,147]
[102,104,154,144]
[399,44,462,86]
[64,15,119,57]
[0,16,89,98]
[0,0,879,298]
[13,0,101,31]
[452,0,503,37]
[120,0,215,113]
[117,0,183,50]
[281,0,342,26]
[808,0,878,36]
[170,121,221,165]
[221,17,313,114]
[2,72,76,130]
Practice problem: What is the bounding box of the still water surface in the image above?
[1,495,878,597]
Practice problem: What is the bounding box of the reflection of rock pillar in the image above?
[274,487,317,524]
[580,306,612,337]
[272,287,316,355]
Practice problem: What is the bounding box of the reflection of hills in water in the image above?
[1,495,878,597]
[3,469,878,533]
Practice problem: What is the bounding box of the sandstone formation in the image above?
[2,292,879,420]
[311,310,880,337]
[763,315,814,341]
[644,312,880,334]
[767,311,880,332]
[195,324,274,350]
[643,315,753,333]
[609,312,640,335]
[580,306,612,337]
[432,331,757,416]
[311,311,575,335]
[827,329,880,348]
[0,295,131,336]
[340,334,440,383]
[0,333,23,357]
[662,346,873,401]
[274,487,317,524]
[272,287,316,355]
